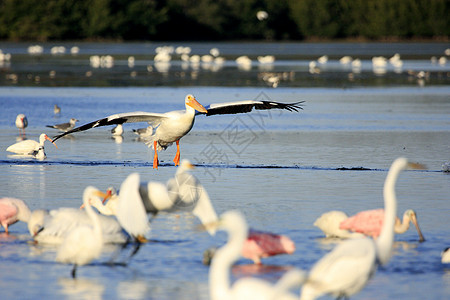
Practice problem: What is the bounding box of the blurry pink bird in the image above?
[0,198,31,233]
[203,228,296,265]
[339,208,425,241]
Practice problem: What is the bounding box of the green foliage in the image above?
[0,0,447,41]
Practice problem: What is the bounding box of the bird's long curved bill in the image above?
[45,135,58,149]
[411,215,425,242]
[187,98,208,113]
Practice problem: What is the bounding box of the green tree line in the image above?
[0,0,448,41]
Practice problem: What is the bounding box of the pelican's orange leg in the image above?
[153,140,159,169]
[173,140,181,166]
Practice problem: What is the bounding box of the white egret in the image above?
[56,186,104,278]
[208,210,305,300]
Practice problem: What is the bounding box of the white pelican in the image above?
[315,209,425,241]
[0,197,31,233]
[51,94,303,168]
[317,55,328,64]
[208,210,305,300]
[300,158,425,300]
[257,55,275,64]
[6,133,57,155]
[47,118,79,132]
[15,114,28,135]
[56,186,104,278]
[28,191,127,245]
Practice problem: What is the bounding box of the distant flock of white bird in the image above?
[1,45,449,88]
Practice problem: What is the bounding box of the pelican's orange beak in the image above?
[45,135,58,149]
[187,96,208,113]
[102,189,113,204]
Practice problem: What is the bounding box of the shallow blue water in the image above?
[0,42,450,299]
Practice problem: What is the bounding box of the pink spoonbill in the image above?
[0,197,31,233]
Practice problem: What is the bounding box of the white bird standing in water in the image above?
[300,157,425,300]
[51,94,303,169]
[28,190,127,245]
[6,133,57,155]
[15,114,28,136]
[111,124,123,136]
[56,186,105,278]
[208,210,305,300]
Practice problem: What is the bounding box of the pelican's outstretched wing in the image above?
[197,100,304,116]
[52,111,168,142]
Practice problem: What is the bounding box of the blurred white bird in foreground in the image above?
[300,158,425,300]
[208,210,305,300]
[56,186,105,278]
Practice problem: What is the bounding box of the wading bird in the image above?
[442,247,450,264]
[28,192,127,245]
[208,210,305,300]
[300,158,425,300]
[56,186,105,278]
[51,94,303,168]
[203,229,296,265]
[111,124,123,136]
[15,114,28,136]
[88,160,296,263]
[315,208,425,241]
[6,133,57,155]
[47,118,79,132]
[0,198,31,233]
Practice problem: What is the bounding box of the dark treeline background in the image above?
[0,0,448,41]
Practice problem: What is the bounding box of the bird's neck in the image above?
[84,199,103,244]
[209,228,247,300]
[16,201,32,223]
[376,164,400,265]
[192,188,219,235]
[394,214,410,233]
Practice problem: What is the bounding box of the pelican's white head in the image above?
[185,94,208,113]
